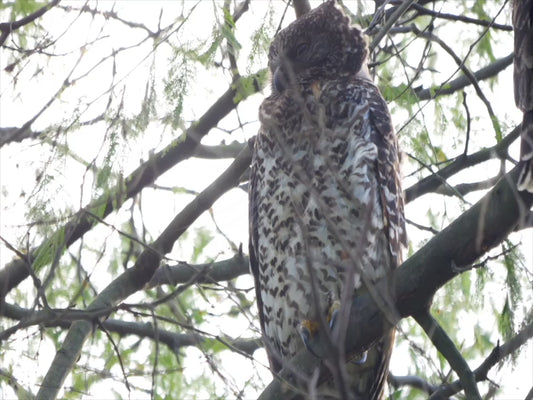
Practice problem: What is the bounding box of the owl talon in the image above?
[328,300,341,330]
[351,351,367,365]
[299,320,321,358]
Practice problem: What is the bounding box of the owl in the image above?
[249,1,406,399]
[513,0,533,192]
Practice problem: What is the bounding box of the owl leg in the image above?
[328,301,368,365]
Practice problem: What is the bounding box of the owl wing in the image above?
[342,78,405,400]
[248,133,284,373]
[360,78,407,265]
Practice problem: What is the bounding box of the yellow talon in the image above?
[328,300,341,326]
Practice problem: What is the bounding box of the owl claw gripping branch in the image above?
[249,1,406,398]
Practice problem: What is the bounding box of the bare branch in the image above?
[429,321,533,399]
[405,126,520,203]
[147,253,249,288]
[416,50,513,99]
[434,172,504,197]
[388,374,439,395]
[293,0,311,18]
[0,126,42,147]
[193,141,246,159]
[410,4,512,31]
[370,0,418,50]
[414,311,481,400]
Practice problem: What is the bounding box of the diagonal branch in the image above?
[257,166,533,399]
[405,126,520,203]
[415,53,513,101]
[429,321,533,399]
[413,311,481,400]
[34,143,253,400]
[0,0,60,46]
[0,72,265,305]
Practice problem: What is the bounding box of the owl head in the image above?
[268,0,368,93]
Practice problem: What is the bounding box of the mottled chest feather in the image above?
[250,77,405,363]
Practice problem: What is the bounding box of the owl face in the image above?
[268,0,368,93]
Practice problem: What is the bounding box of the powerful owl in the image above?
[249,1,407,399]
[513,0,533,192]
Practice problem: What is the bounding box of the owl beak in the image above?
[311,81,321,99]
[273,66,287,92]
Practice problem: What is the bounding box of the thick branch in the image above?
[293,0,311,18]
[257,166,533,399]
[193,141,246,159]
[0,126,43,147]
[388,374,438,395]
[0,0,60,46]
[34,144,253,400]
[0,72,264,305]
[146,253,249,288]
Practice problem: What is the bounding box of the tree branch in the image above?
[146,252,249,288]
[388,373,438,395]
[257,166,533,399]
[0,0,60,46]
[0,302,261,357]
[0,126,43,147]
[413,311,481,400]
[415,53,513,101]
[429,321,533,399]
[409,4,512,31]
[370,0,418,51]
[293,0,311,18]
[405,126,520,203]
[193,141,246,159]
[34,144,253,400]
[0,72,265,306]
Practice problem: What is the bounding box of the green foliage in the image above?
[247,10,275,72]
[232,69,268,103]
[190,227,213,264]
[221,6,242,57]
[32,227,65,273]
[381,83,419,110]
[498,297,513,341]
[10,0,43,15]
[95,129,120,191]
[133,73,158,133]
[163,55,192,130]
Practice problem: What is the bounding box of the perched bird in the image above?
[513,0,533,192]
[249,1,406,398]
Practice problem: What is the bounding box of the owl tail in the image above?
[517,110,533,193]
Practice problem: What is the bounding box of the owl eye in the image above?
[294,42,310,58]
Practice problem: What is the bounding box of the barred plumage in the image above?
[249,1,406,398]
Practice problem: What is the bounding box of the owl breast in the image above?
[252,78,393,358]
